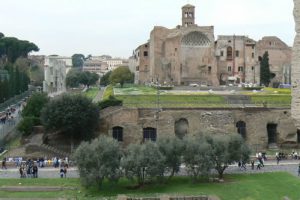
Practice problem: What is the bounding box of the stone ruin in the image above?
[292,0,300,129]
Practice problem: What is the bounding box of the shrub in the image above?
[17,116,41,135]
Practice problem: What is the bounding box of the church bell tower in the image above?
[182,4,195,27]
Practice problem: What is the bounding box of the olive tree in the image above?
[157,136,185,180]
[121,142,165,186]
[73,136,122,189]
[205,134,251,179]
[182,136,214,182]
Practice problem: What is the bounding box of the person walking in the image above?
[298,164,300,176]
[1,157,7,169]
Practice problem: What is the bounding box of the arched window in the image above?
[227,46,233,60]
[236,121,246,139]
[143,127,157,142]
[175,118,189,139]
[112,126,123,142]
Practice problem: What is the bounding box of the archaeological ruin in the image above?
[129,4,292,87]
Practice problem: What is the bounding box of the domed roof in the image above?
[181,31,211,47]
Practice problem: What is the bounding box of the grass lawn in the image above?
[110,86,291,108]
[0,172,299,199]
[84,87,99,99]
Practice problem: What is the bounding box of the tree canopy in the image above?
[0,35,39,63]
[41,94,99,142]
[71,54,85,68]
[0,33,39,103]
[109,66,134,87]
[66,69,99,88]
[100,70,112,86]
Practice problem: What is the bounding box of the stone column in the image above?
[292,0,300,129]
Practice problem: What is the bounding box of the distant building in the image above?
[82,59,108,76]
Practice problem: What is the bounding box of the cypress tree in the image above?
[260,51,271,86]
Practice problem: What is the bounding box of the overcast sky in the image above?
[0,0,295,58]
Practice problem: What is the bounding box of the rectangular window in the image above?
[252,52,255,58]
[136,66,139,71]
[220,51,224,57]
[208,66,212,74]
[238,66,244,72]
[235,51,239,57]
[228,66,232,72]
[143,51,148,57]
[143,128,157,142]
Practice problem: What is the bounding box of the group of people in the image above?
[19,159,38,178]
[1,156,69,178]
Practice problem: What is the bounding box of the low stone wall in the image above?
[100,107,297,149]
[118,195,219,200]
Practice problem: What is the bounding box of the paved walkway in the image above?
[0,160,300,179]
[92,87,105,103]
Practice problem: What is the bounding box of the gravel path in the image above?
[0,160,299,179]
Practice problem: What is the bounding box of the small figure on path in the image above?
[60,168,64,178]
[2,157,7,169]
[298,164,300,176]
[63,165,67,178]
[251,160,254,170]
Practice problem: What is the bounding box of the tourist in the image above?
[298,164,300,176]
[251,160,254,170]
[63,165,67,178]
[32,164,38,178]
[241,161,247,170]
[256,160,261,170]
[60,168,64,178]
[2,157,7,169]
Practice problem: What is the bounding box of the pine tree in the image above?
[260,51,271,86]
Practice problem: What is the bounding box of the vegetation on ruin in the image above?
[0,172,299,199]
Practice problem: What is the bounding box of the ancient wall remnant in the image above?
[292,0,300,129]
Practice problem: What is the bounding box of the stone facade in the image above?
[257,37,292,85]
[99,107,298,149]
[130,4,292,86]
[292,0,300,129]
[43,57,66,95]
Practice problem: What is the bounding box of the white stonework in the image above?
[43,57,66,95]
[292,0,300,129]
